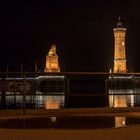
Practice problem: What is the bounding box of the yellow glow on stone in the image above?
[44,45,60,72]
[122,42,125,45]
[113,24,127,73]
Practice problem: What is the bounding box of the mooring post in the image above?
[22,73,26,115]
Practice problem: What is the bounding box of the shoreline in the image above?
[0,125,140,140]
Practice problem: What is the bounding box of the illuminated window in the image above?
[122,42,125,45]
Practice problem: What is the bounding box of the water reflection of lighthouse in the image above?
[109,90,135,128]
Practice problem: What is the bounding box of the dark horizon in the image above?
[0,1,140,72]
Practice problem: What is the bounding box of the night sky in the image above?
[0,0,140,72]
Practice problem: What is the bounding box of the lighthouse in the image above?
[113,17,127,73]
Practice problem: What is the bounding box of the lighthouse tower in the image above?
[44,45,60,72]
[113,17,127,73]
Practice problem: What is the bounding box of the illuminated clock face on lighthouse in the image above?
[113,17,127,73]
